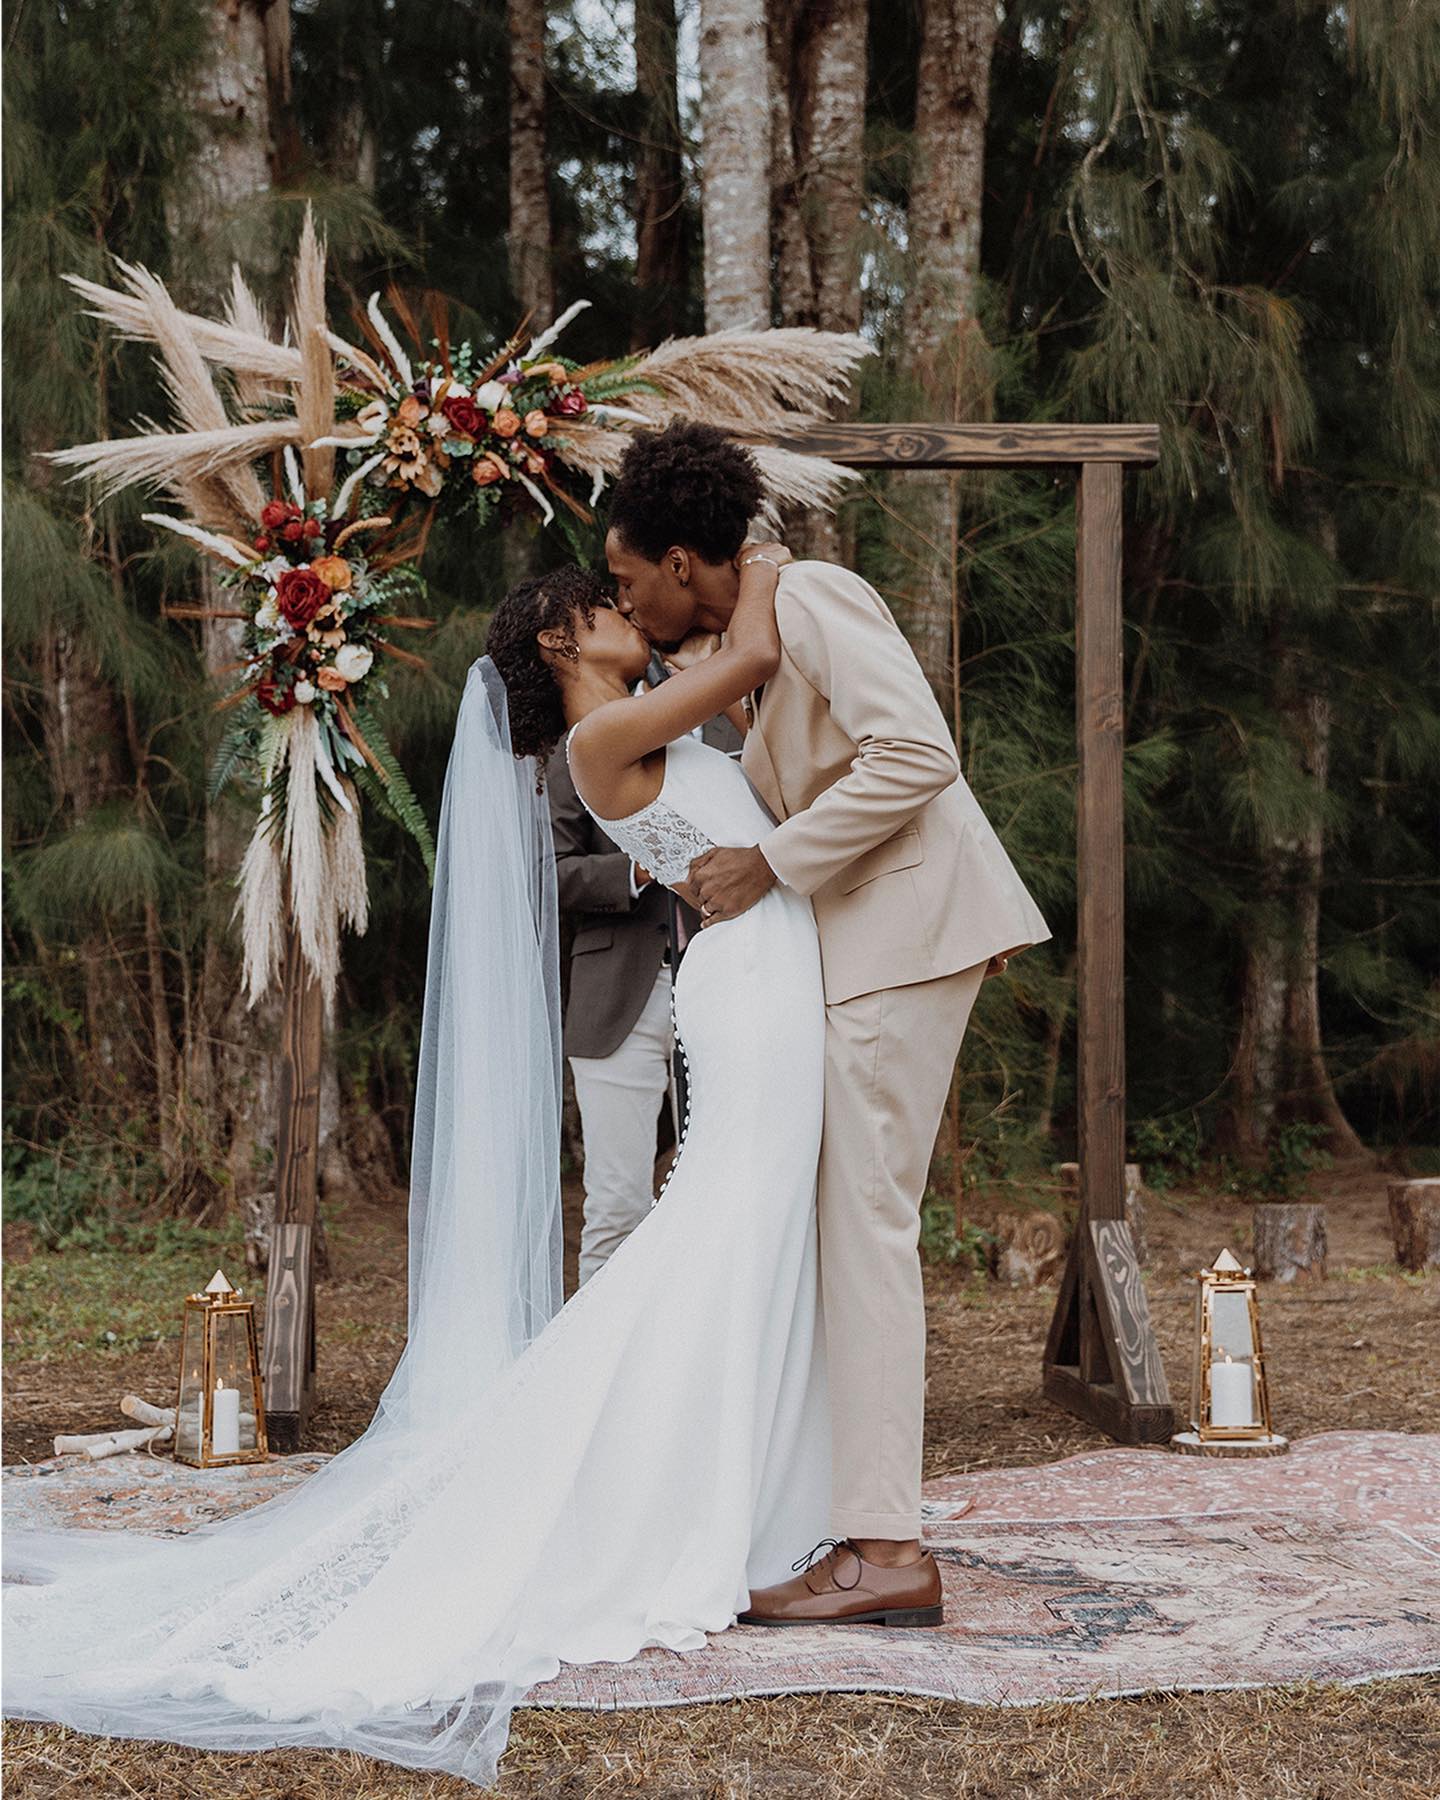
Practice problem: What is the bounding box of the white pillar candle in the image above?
[1209,1357,1254,1428]
[212,1380,241,1456]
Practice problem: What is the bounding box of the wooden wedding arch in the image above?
[264,420,1174,1452]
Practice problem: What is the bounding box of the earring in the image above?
[562,642,580,662]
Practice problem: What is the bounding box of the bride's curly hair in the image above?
[486,565,613,777]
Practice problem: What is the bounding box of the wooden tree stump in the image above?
[1252,1202,1328,1283]
[1058,1162,1150,1265]
[1387,1178,1440,1270]
[994,1210,1067,1286]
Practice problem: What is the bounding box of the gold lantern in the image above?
[1171,1248,1288,1457]
[173,1269,268,1467]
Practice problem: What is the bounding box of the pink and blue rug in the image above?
[6,1431,1438,1709]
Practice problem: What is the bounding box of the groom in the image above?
[606,422,1050,1625]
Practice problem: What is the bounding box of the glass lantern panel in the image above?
[211,1310,258,1454]
[1209,1288,1255,1361]
[176,1304,209,1461]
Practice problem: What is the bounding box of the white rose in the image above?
[473,380,507,411]
[292,678,317,704]
[333,643,374,683]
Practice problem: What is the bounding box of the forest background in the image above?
[4,0,1437,1255]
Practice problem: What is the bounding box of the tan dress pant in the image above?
[819,958,988,1540]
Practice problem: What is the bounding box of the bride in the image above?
[4,544,836,1786]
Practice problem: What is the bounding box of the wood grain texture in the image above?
[1089,1220,1171,1407]
[1075,461,1126,1225]
[777,422,1160,468]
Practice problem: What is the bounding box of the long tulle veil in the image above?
[3,656,566,1782]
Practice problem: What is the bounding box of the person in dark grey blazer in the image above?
[548,709,741,1281]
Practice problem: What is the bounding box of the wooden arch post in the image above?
[780,423,1173,1444]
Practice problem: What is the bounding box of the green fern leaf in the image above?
[349,700,436,879]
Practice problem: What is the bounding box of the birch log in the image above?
[699,0,771,328]
[120,1396,178,1428]
[54,1425,172,1460]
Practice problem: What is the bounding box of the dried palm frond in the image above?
[116,260,265,528]
[748,444,859,514]
[626,327,871,435]
[549,418,632,486]
[49,419,303,506]
[236,799,288,1009]
[293,209,335,501]
[142,513,256,566]
[223,268,284,413]
[282,707,341,1011]
[64,264,303,384]
[330,777,369,936]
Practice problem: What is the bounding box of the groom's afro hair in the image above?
[608,420,764,565]
[487,565,612,779]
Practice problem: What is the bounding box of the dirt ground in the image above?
[4,1157,1438,1796]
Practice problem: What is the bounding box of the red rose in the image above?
[303,516,324,538]
[256,673,296,716]
[253,535,271,551]
[554,389,587,418]
[441,394,487,437]
[274,567,332,630]
[260,500,294,530]
[282,520,305,542]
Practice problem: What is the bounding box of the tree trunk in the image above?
[699,0,771,328]
[1252,1201,1328,1283]
[1224,588,1365,1160]
[768,0,867,561]
[166,0,284,284]
[896,0,998,694]
[508,0,554,326]
[633,0,687,348]
[172,1,287,1217]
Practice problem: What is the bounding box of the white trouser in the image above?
[569,964,674,1285]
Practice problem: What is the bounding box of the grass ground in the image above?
[4,1157,1438,1796]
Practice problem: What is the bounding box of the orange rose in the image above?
[310,555,353,592]
[396,395,426,427]
[316,666,348,692]
[472,452,509,486]
[492,408,520,438]
[524,409,549,438]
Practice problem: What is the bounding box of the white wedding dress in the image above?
[3,669,830,1787]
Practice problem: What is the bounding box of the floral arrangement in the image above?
[324,297,614,542]
[50,211,871,1008]
[196,484,435,867]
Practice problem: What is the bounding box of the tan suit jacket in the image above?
[742,561,1052,1006]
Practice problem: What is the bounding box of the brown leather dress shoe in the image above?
[737,1538,944,1627]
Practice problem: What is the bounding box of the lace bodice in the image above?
[565,728,721,887]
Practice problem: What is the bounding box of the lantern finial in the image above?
[205,1268,235,1296]
[1210,1247,1244,1274]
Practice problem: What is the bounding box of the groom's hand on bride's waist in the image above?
[689,846,777,926]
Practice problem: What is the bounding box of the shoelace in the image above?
[790,1537,862,1591]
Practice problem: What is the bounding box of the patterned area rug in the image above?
[6,1432,1438,1710]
